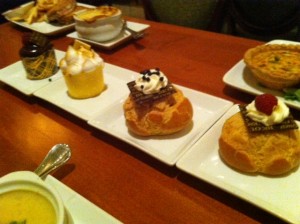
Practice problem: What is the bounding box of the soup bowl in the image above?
[0,171,71,224]
[74,6,123,42]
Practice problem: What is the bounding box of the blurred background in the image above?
[1,0,300,42]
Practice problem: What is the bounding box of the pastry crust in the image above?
[123,88,193,136]
[219,112,300,176]
[244,44,300,90]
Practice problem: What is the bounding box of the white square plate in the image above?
[0,50,64,95]
[176,104,300,224]
[46,176,122,224]
[223,39,300,110]
[2,2,93,35]
[88,86,233,165]
[33,63,137,121]
[67,21,150,49]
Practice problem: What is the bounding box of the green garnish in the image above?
[9,220,27,224]
[270,56,280,63]
[283,88,300,101]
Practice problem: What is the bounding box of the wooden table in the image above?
[0,18,294,224]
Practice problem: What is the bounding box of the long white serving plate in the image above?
[0,48,233,165]
[45,175,122,224]
[176,104,300,224]
[223,39,300,110]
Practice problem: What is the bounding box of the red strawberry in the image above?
[255,94,278,115]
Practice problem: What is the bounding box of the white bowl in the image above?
[0,171,72,224]
[74,6,123,42]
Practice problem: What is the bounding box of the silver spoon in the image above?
[34,144,71,179]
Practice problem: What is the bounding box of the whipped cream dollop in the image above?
[59,45,104,76]
[134,68,168,94]
[246,99,290,126]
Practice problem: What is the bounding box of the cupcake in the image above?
[123,68,193,136]
[59,40,105,99]
[219,94,300,176]
[19,32,58,80]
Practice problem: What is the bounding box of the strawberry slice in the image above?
[255,94,278,115]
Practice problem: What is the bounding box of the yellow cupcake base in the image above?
[63,66,105,99]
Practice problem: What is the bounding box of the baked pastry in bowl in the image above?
[244,44,300,90]
[74,6,123,42]
[123,68,193,136]
[219,94,300,176]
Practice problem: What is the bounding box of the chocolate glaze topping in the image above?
[19,32,53,57]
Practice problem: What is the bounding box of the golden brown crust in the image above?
[46,0,77,24]
[244,44,300,90]
[219,112,300,176]
[123,88,193,136]
[75,6,121,22]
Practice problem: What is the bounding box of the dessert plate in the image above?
[176,104,300,224]
[88,86,233,165]
[33,62,137,121]
[45,175,122,224]
[0,50,64,95]
[223,39,300,110]
[2,2,93,36]
[67,21,150,49]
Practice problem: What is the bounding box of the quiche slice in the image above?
[244,44,300,90]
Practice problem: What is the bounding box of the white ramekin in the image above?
[0,171,71,224]
[74,7,123,42]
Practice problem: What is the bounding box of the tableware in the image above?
[67,21,150,49]
[176,104,300,224]
[2,2,93,36]
[74,6,123,42]
[45,175,122,224]
[33,63,135,121]
[223,39,300,109]
[0,171,70,224]
[34,144,71,179]
[0,50,65,95]
[123,21,145,39]
[88,85,233,165]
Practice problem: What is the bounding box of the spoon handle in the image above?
[34,144,71,179]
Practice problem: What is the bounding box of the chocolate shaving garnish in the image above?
[239,105,298,132]
[127,81,176,105]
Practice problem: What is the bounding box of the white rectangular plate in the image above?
[2,2,93,35]
[0,50,65,95]
[67,21,150,49]
[176,105,300,224]
[223,39,300,110]
[45,176,122,224]
[33,63,137,121]
[88,86,233,165]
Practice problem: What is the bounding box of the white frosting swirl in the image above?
[134,69,168,94]
[59,45,104,75]
[246,99,289,126]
